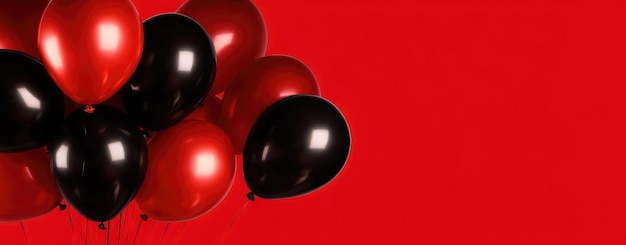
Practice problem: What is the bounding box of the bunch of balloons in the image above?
[0,0,351,228]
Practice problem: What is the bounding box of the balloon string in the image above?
[226,200,251,232]
[123,207,135,245]
[172,222,187,244]
[118,211,122,245]
[67,207,76,244]
[107,221,111,245]
[85,221,89,245]
[19,219,27,241]
[132,217,143,245]
[161,223,170,240]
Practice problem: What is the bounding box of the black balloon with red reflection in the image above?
[49,105,147,222]
[0,50,64,153]
[120,13,216,131]
[243,95,351,199]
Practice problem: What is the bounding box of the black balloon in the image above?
[0,50,64,153]
[49,105,147,222]
[243,95,351,199]
[120,13,216,131]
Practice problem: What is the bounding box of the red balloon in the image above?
[136,120,235,221]
[184,95,222,124]
[0,147,62,221]
[177,0,267,95]
[219,55,321,154]
[0,0,49,59]
[38,0,144,105]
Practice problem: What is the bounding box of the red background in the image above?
[2,0,626,244]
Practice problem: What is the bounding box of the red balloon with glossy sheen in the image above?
[136,120,235,222]
[38,0,144,105]
[184,95,222,124]
[177,0,268,95]
[219,55,321,153]
[0,0,50,59]
[0,147,62,221]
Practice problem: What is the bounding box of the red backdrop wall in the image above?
[2,0,626,244]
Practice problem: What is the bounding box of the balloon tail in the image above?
[84,105,95,113]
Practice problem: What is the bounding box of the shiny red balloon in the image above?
[0,0,50,59]
[136,120,236,221]
[0,147,62,221]
[184,95,222,124]
[177,0,267,95]
[220,55,321,154]
[38,0,144,105]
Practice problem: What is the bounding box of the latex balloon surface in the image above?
[244,95,351,199]
[178,0,267,95]
[0,50,64,153]
[38,0,144,105]
[136,120,235,221]
[0,0,50,59]
[50,105,147,222]
[0,147,62,222]
[220,55,320,153]
[121,13,216,131]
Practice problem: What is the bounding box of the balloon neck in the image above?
[140,128,150,139]
[140,214,149,221]
[246,192,255,202]
[58,203,67,211]
[98,222,106,230]
[84,105,95,113]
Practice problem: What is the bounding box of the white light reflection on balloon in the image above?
[17,87,41,109]
[43,37,63,69]
[279,89,297,98]
[56,144,69,169]
[213,32,233,54]
[108,141,125,162]
[195,153,217,177]
[309,129,329,150]
[98,23,121,52]
[261,145,270,161]
[177,50,195,72]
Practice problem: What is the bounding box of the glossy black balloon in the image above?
[0,50,64,153]
[49,105,147,222]
[120,13,216,131]
[243,95,351,199]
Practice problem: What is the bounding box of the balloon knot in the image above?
[98,222,106,230]
[140,214,148,221]
[141,128,150,139]
[84,105,95,113]
[58,203,67,211]
[246,192,255,202]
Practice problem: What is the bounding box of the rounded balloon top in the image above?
[243,95,351,199]
[38,0,144,105]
